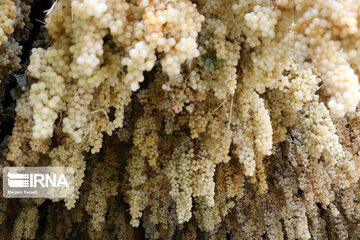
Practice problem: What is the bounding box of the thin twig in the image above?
[87,120,96,145]
[212,95,229,113]
[70,119,95,163]
[35,19,46,25]
[44,0,58,16]
[57,111,63,127]
[45,39,54,49]
[208,96,233,156]
[197,154,204,159]
[198,96,233,159]
[91,109,109,120]
[97,74,103,87]
[310,82,324,97]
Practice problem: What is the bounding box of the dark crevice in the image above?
[21,0,52,63]
[0,77,17,143]
[34,199,52,239]
[0,0,51,144]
